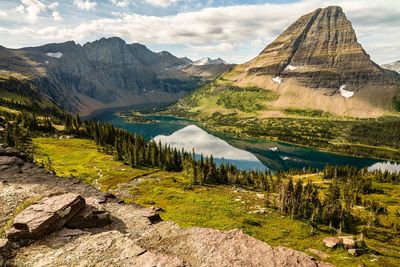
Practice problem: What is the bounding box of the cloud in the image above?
[1,0,399,64]
[189,42,235,52]
[73,0,97,11]
[48,2,59,10]
[52,11,62,21]
[110,0,131,7]
[143,0,179,7]
[21,0,47,24]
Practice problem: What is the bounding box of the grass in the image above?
[33,137,155,191]
[0,196,43,237]
[31,137,400,266]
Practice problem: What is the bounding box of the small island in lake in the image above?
[115,110,156,124]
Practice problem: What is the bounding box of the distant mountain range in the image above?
[175,6,400,118]
[192,57,227,66]
[382,61,400,74]
[0,37,230,116]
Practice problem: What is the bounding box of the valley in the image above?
[29,134,400,267]
[1,3,400,267]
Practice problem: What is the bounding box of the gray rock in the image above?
[65,204,112,229]
[322,237,341,248]
[58,228,87,237]
[0,156,25,172]
[338,236,355,249]
[0,239,10,257]
[142,210,161,224]
[6,193,85,240]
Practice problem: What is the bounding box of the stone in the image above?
[338,236,356,249]
[65,204,112,229]
[348,248,368,256]
[150,206,164,212]
[58,228,87,237]
[322,237,341,248]
[0,239,11,257]
[6,193,86,240]
[142,210,161,224]
[0,156,25,172]
[0,148,28,162]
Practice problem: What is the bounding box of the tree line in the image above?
[1,112,398,232]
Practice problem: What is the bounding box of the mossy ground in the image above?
[32,137,400,266]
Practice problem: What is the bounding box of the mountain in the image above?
[175,6,400,118]
[180,56,193,64]
[193,57,227,66]
[0,37,227,116]
[382,61,400,73]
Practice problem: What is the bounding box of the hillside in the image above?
[0,147,329,267]
[0,38,228,116]
[174,6,400,118]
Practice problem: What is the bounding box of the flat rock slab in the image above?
[6,193,85,240]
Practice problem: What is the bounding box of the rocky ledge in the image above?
[0,147,331,266]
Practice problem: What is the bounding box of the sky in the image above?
[0,0,399,64]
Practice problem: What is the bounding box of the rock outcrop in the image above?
[244,6,398,88]
[6,193,85,241]
[0,147,330,266]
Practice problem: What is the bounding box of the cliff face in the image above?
[0,38,228,116]
[16,37,200,115]
[245,6,397,88]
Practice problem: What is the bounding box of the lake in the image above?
[92,110,400,173]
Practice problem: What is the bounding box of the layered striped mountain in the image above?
[176,6,400,118]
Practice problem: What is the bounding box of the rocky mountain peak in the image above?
[247,5,396,88]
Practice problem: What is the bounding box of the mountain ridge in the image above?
[0,37,228,116]
[175,6,400,118]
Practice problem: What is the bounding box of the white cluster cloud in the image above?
[109,0,180,8]
[144,0,179,7]
[52,11,62,21]
[20,0,47,24]
[0,0,62,24]
[73,0,97,11]
[110,0,131,7]
[0,0,399,63]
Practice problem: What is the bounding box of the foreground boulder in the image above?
[6,193,85,240]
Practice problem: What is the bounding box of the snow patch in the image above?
[193,57,227,66]
[46,52,63,59]
[339,85,354,98]
[272,76,283,84]
[284,64,297,71]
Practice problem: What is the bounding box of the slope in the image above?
[175,6,400,118]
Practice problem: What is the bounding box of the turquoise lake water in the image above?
[92,110,400,173]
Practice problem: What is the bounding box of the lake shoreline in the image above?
[91,109,400,172]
